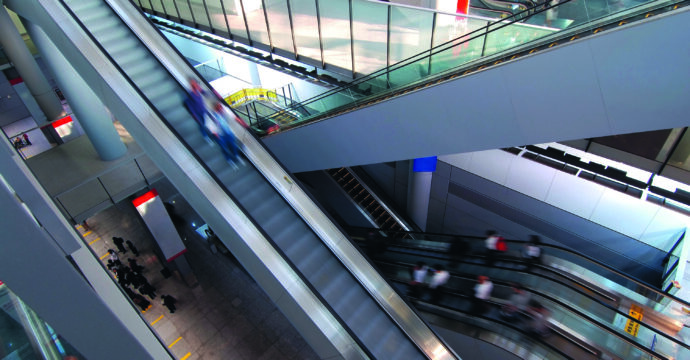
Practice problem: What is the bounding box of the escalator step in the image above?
[310,258,342,291]
[298,246,332,276]
[269,219,306,245]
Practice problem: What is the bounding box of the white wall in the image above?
[440,150,690,251]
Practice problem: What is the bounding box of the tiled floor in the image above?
[76,189,317,360]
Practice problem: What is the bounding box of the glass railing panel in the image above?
[387,56,430,88]
[171,0,194,24]
[353,72,390,98]
[189,0,211,28]
[483,21,554,57]
[318,0,353,73]
[351,0,388,76]
[205,0,230,34]
[290,0,321,65]
[429,33,486,75]
[243,0,270,47]
[307,87,359,116]
[151,0,168,15]
[389,6,434,66]
[221,0,250,40]
[137,0,154,13]
[265,0,294,56]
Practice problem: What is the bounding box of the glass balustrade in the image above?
[135,0,686,133]
[0,282,84,360]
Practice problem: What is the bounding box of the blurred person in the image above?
[500,283,531,321]
[448,236,469,268]
[125,240,140,257]
[183,78,213,143]
[527,300,551,337]
[22,133,31,145]
[484,230,502,266]
[428,265,450,303]
[107,249,121,266]
[523,235,542,270]
[161,294,177,313]
[127,258,144,273]
[112,236,127,253]
[138,281,157,300]
[408,261,429,299]
[132,293,151,312]
[207,101,243,166]
[472,275,493,314]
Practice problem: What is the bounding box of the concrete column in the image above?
[24,19,127,161]
[248,61,261,87]
[407,156,437,231]
[0,5,63,123]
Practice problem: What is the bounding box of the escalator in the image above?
[301,165,689,358]
[350,227,690,360]
[255,0,687,132]
[4,0,459,358]
[255,0,690,173]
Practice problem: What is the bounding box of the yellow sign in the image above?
[225,88,278,107]
[624,304,644,336]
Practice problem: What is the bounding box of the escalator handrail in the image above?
[96,0,459,358]
[48,0,371,358]
[256,1,561,124]
[381,259,678,360]
[351,226,690,308]
[404,290,577,360]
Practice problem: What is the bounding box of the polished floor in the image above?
[77,185,318,360]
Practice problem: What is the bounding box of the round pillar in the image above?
[24,20,127,161]
[0,5,63,122]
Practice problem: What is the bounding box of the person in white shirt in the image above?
[428,265,450,303]
[485,230,503,266]
[472,275,494,313]
[408,262,429,299]
[412,262,429,284]
[523,235,543,270]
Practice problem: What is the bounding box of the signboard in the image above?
[624,304,644,336]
